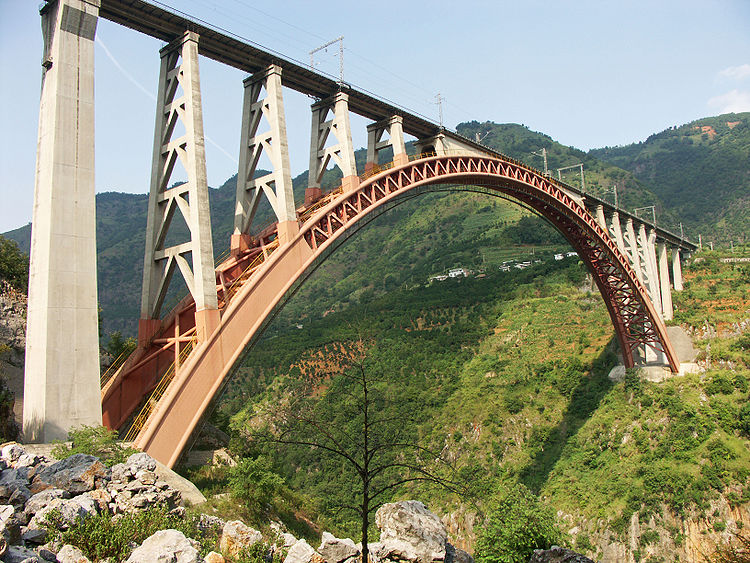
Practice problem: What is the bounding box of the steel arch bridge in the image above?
[101,153,678,467]
[26,0,695,460]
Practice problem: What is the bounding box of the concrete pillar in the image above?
[365,115,408,173]
[141,31,218,342]
[307,92,358,204]
[233,65,297,249]
[415,134,447,156]
[609,211,626,255]
[594,204,607,231]
[672,248,683,291]
[638,224,662,317]
[24,0,102,442]
[623,218,643,282]
[658,242,673,320]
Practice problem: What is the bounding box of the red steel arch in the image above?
[127,154,678,466]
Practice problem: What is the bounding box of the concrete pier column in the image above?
[594,205,607,231]
[140,31,218,342]
[672,248,683,291]
[609,212,626,255]
[415,134,447,156]
[365,115,408,173]
[624,218,643,282]
[24,0,103,442]
[307,92,358,204]
[638,224,662,317]
[233,65,297,249]
[658,242,673,320]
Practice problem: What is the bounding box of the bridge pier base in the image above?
[231,233,253,257]
[304,187,323,206]
[341,174,361,193]
[195,308,221,343]
[138,318,162,349]
[277,220,300,246]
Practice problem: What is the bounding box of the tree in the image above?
[0,236,29,292]
[248,340,461,563]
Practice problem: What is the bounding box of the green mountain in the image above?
[589,112,750,242]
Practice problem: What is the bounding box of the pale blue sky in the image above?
[1,0,749,233]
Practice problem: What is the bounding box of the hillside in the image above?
[590,112,750,242]
[4,121,662,337]
[197,246,750,562]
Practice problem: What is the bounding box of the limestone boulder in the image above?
[0,503,21,544]
[31,454,109,494]
[318,531,359,563]
[24,488,69,517]
[3,544,42,562]
[528,546,595,563]
[56,544,92,563]
[8,485,32,511]
[198,513,225,535]
[220,519,263,558]
[284,538,318,563]
[126,452,157,473]
[0,466,31,499]
[28,495,98,532]
[445,543,473,563]
[125,529,200,563]
[282,532,298,548]
[375,501,448,563]
[1,443,26,465]
[204,552,226,563]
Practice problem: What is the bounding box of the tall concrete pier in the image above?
[23,0,103,441]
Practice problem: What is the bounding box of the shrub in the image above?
[640,529,660,546]
[739,403,750,438]
[229,456,284,513]
[44,506,218,561]
[52,425,137,465]
[236,541,286,563]
[705,373,734,396]
[474,484,565,563]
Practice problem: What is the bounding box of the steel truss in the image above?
[301,154,679,371]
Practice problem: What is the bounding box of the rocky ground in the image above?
[0,442,591,563]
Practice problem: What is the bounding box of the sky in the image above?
[1,0,749,234]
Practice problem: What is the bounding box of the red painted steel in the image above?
[103,154,678,462]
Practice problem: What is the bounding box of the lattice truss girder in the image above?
[308,92,357,190]
[234,65,295,235]
[301,155,678,370]
[141,31,217,319]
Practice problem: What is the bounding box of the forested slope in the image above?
[202,247,750,562]
[590,112,750,242]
